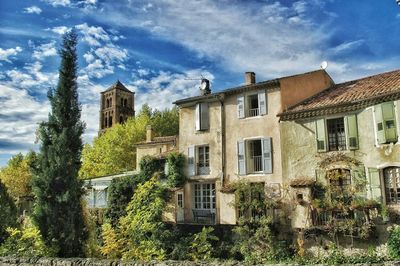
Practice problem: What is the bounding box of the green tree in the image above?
[0,152,36,199]
[32,29,87,257]
[104,175,138,227]
[0,180,17,244]
[118,175,170,260]
[79,114,150,178]
[150,107,179,137]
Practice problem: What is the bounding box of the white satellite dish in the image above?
[320,61,328,70]
[200,79,207,91]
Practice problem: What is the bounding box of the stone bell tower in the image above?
[99,80,135,134]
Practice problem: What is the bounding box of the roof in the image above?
[173,69,328,106]
[279,69,400,120]
[102,80,133,94]
[135,135,177,146]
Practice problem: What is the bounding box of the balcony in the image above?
[248,108,260,117]
[197,163,210,175]
[248,155,262,173]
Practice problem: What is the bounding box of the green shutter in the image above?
[368,168,382,203]
[351,166,367,198]
[382,102,398,143]
[375,104,386,144]
[315,119,327,152]
[345,114,359,150]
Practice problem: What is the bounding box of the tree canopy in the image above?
[32,29,87,257]
[79,104,179,179]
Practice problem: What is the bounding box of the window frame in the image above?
[193,183,216,211]
[237,90,267,119]
[383,167,400,205]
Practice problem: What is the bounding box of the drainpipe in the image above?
[217,93,226,187]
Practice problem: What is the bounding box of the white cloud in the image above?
[46,26,70,35]
[32,41,57,60]
[94,46,128,65]
[330,40,365,55]
[0,84,49,153]
[129,69,214,111]
[76,23,110,46]
[0,46,22,63]
[84,59,114,78]
[24,6,42,14]
[95,0,331,80]
[43,0,71,7]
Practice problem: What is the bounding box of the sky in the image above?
[0,0,399,167]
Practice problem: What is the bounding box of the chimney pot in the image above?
[245,72,256,85]
[146,125,154,142]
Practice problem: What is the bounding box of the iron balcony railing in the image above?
[248,155,263,173]
[248,108,259,117]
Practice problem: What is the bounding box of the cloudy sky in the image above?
[0,0,399,166]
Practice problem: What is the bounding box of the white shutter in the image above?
[315,119,327,152]
[195,104,201,131]
[237,140,246,175]
[188,146,195,176]
[237,95,245,119]
[258,90,267,115]
[262,137,272,174]
[368,168,382,202]
[200,103,209,130]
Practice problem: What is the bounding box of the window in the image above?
[327,169,352,204]
[195,103,209,131]
[237,90,267,118]
[124,99,128,107]
[315,114,359,152]
[237,138,272,175]
[327,118,346,151]
[384,167,400,204]
[194,183,216,210]
[188,145,210,176]
[375,102,398,144]
[177,192,184,208]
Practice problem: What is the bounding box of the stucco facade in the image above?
[174,70,332,225]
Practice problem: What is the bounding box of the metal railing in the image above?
[248,108,259,117]
[197,164,210,175]
[248,155,263,173]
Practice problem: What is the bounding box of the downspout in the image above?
[217,93,226,187]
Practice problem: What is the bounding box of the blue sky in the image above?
[0,0,399,167]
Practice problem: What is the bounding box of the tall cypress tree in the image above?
[32,29,87,257]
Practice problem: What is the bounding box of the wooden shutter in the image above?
[237,95,245,119]
[262,138,272,174]
[200,103,209,130]
[345,114,359,150]
[195,104,201,131]
[315,119,327,152]
[368,168,382,203]
[375,104,386,144]
[237,140,246,175]
[258,90,267,115]
[382,102,398,143]
[351,166,367,198]
[188,146,195,176]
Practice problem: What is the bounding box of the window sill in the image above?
[239,115,266,121]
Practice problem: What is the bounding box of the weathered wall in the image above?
[281,100,400,182]
[136,143,175,170]
[178,99,223,223]
[279,70,334,111]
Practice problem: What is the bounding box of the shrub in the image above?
[166,152,186,187]
[189,227,218,261]
[0,180,17,244]
[388,224,400,259]
[100,222,125,259]
[0,218,55,257]
[138,155,163,182]
[105,175,138,227]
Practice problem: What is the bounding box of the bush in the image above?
[0,218,55,257]
[388,224,400,259]
[100,222,125,259]
[138,156,164,182]
[166,152,186,187]
[105,175,138,227]
[189,227,218,261]
[0,180,17,244]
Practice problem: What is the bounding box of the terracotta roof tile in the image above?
[135,135,177,146]
[279,69,400,120]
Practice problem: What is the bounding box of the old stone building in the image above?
[99,80,135,134]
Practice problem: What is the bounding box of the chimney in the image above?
[245,72,256,85]
[146,125,154,142]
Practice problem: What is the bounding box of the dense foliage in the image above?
[388,225,400,259]
[104,175,138,227]
[0,218,54,257]
[32,30,87,257]
[166,152,186,187]
[138,155,164,182]
[0,152,36,199]
[79,105,179,179]
[0,180,17,244]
